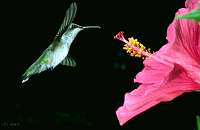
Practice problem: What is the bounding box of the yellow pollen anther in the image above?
[122,36,151,59]
[135,54,141,58]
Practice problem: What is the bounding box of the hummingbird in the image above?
[22,2,101,83]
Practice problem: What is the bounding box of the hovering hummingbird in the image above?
[22,2,100,83]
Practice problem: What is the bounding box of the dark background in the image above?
[1,0,200,129]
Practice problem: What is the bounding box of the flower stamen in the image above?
[114,31,152,59]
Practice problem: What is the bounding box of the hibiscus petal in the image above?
[133,54,173,85]
[156,7,200,84]
[174,19,200,63]
[185,0,200,9]
[116,64,200,125]
[161,15,200,84]
[115,0,200,126]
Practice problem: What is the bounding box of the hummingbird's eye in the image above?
[71,24,80,29]
[71,24,76,28]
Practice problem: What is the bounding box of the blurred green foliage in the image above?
[176,8,200,22]
[56,112,92,128]
[197,115,200,130]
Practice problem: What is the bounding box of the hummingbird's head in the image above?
[70,24,84,30]
[70,23,101,30]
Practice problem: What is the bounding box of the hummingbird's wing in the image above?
[61,56,76,67]
[53,2,77,41]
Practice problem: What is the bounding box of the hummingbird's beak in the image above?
[83,26,101,29]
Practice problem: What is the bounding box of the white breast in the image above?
[51,45,69,68]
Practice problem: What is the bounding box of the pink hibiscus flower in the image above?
[115,0,200,126]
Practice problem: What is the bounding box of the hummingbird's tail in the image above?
[22,70,31,83]
[22,70,32,83]
[22,64,37,83]
[83,26,101,29]
[22,62,48,83]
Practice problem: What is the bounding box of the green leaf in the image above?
[197,115,200,130]
[176,8,200,22]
